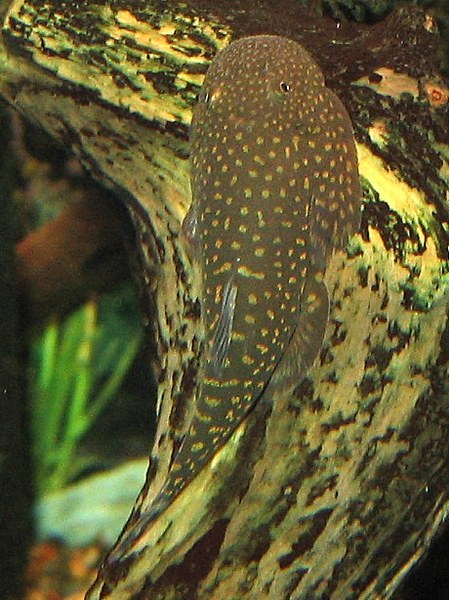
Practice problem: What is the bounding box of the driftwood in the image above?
[1,1,449,598]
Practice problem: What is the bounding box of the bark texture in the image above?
[1,1,449,598]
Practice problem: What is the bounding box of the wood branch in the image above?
[1,1,449,598]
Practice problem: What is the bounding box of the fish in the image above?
[110,34,361,558]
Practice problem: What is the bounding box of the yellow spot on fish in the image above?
[245,314,256,324]
[231,331,245,341]
[191,442,205,452]
[237,265,265,279]
[213,261,232,275]
[256,344,269,354]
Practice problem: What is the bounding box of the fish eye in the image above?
[279,82,292,93]
[199,90,210,103]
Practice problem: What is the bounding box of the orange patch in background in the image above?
[26,539,106,600]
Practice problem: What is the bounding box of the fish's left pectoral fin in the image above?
[209,279,238,375]
[271,274,329,389]
[181,200,200,251]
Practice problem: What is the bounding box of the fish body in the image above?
[112,35,361,555]
[167,34,361,501]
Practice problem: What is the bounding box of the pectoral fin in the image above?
[209,279,238,375]
[271,273,329,389]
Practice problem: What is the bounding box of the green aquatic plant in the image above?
[29,283,143,496]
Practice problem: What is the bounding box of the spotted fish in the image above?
[112,35,361,556]
[167,33,361,497]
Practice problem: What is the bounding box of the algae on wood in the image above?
[0,1,449,598]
